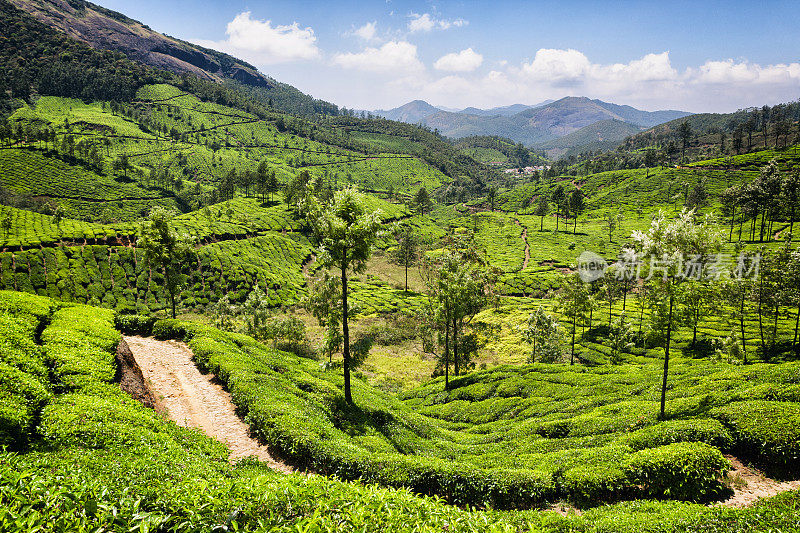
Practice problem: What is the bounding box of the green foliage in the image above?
[40,305,119,392]
[711,401,800,466]
[523,306,563,363]
[625,442,730,500]
[113,314,156,336]
[619,419,734,451]
[138,207,195,318]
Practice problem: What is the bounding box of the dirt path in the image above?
[719,455,800,507]
[124,335,293,472]
[516,219,530,270]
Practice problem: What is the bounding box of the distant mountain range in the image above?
[374,97,691,157]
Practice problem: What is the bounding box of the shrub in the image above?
[711,401,800,466]
[619,419,734,451]
[0,362,51,447]
[114,314,156,336]
[625,442,730,501]
[152,318,189,340]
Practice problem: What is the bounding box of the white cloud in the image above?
[521,48,591,84]
[695,59,800,85]
[378,49,799,112]
[192,11,320,65]
[408,12,467,33]
[352,21,377,41]
[434,48,483,72]
[594,52,678,83]
[332,41,424,74]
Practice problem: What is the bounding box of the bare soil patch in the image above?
[718,455,800,507]
[123,335,293,472]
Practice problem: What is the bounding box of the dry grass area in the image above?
[364,251,427,293]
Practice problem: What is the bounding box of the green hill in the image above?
[535,119,642,159]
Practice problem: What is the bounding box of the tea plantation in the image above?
[2,290,800,532]
[4,74,800,532]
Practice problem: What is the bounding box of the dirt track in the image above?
[122,336,800,506]
[719,455,800,507]
[124,335,293,472]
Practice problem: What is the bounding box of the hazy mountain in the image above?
[374,100,443,123]
[376,96,691,152]
[457,101,554,117]
[534,119,643,159]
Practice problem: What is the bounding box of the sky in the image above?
[96,0,800,113]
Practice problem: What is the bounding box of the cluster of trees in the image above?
[721,160,800,243]
[527,208,800,420]
[615,103,800,167]
[420,234,497,389]
[529,185,586,234]
[210,286,308,350]
[216,163,280,204]
[0,119,108,172]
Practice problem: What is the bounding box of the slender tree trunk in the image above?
[758,271,766,354]
[740,293,748,364]
[404,262,408,292]
[170,290,176,319]
[661,291,674,420]
[729,205,735,243]
[570,314,576,365]
[773,300,780,352]
[342,261,352,404]
[793,306,800,353]
[556,205,559,232]
[444,316,450,390]
[622,282,628,311]
[452,317,459,375]
[540,215,544,232]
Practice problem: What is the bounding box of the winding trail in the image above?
[719,455,800,508]
[124,335,293,472]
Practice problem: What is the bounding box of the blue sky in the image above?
[97,0,800,112]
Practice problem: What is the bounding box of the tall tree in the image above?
[523,306,563,363]
[305,188,384,404]
[604,210,622,243]
[422,240,495,389]
[486,185,498,212]
[551,185,565,232]
[534,194,550,231]
[569,189,585,234]
[632,209,722,419]
[138,207,195,319]
[390,226,419,292]
[414,187,433,215]
[557,273,592,365]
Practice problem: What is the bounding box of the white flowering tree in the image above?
[523,306,563,363]
[631,208,722,419]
